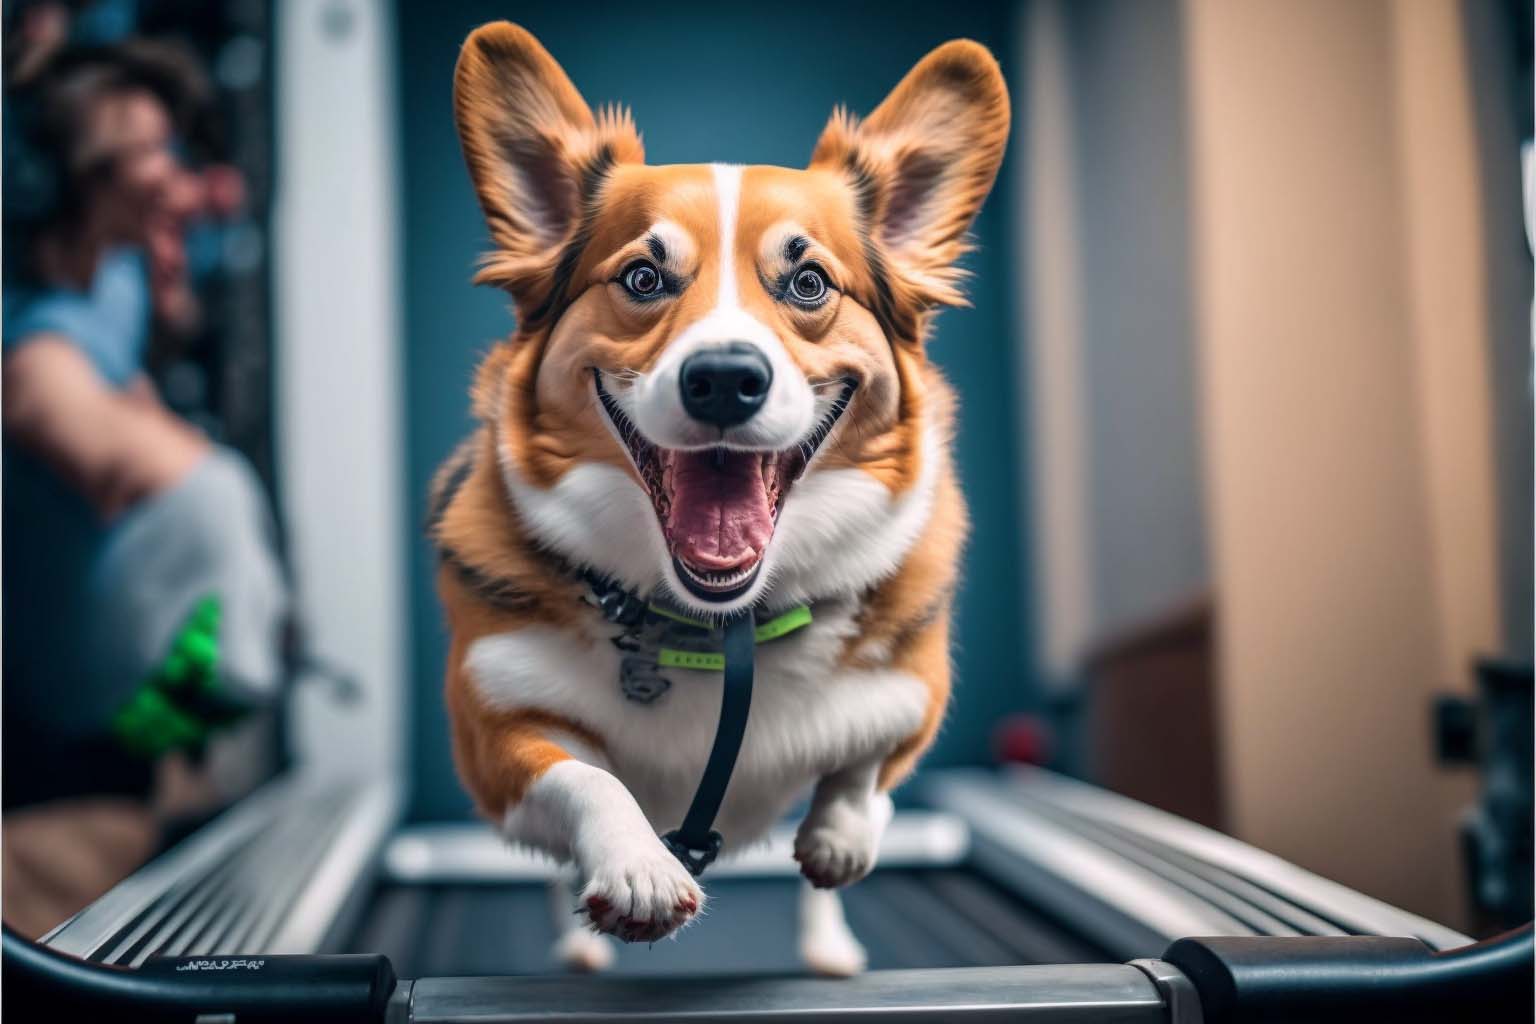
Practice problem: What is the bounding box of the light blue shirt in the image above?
[3,247,153,740]
[3,246,149,381]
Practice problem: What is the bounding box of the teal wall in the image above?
[395,1,1032,819]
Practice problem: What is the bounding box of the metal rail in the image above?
[38,764,1476,1024]
[42,773,401,963]
[389,964,1174,1023]
[995,768,1467,948]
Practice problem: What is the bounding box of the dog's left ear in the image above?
[810,40,1009,336]
[454,22,644,318]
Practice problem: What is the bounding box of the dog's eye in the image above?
[788,265,829,306]
[620,260,664,299]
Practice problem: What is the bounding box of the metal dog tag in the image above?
[619,656,671,704]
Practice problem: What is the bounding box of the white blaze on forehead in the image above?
[711,163,743,308]
[620,161,817,522]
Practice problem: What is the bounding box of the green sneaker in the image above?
[112,596,250,759]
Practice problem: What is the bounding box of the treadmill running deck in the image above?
[347,869,1111,978]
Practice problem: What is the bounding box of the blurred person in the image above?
[1,37,287,937]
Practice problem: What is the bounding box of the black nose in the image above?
[679,342,773,428]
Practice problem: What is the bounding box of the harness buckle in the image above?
[594,585,648,627]
[661,829,723,877]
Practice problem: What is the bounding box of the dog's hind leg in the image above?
[794,760,893,890]
[798,882,867,977]
[549,868,615,972]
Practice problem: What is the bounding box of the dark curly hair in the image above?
[3,37,209,280]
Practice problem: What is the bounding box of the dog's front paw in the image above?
[794,800,879,889]
[578,841,703,943]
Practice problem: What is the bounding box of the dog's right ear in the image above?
[454,22,643,316]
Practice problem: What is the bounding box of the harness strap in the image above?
[661,611,755,877]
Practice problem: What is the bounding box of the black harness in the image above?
[433,460,799,879]
[660,611,755,876]
[583,572,809,878]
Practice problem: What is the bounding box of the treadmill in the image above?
[11,763,1531,1021]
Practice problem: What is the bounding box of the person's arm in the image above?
[2,336,207,519]
[122,372,162,408]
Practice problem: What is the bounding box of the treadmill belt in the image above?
[346,869,1109,977]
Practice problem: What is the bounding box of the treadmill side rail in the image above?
[1000,768,1470,950]
[43,773,402,965]
[924,770,1472,959]
[1129,959,1204,1024]
[401,964,1172,1023]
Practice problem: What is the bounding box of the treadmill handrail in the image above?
[3,923,397,1023]
[1163,922,1534,1023]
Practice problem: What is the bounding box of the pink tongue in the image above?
[665,451,774,572]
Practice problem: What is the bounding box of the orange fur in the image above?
[437,21,1008,840]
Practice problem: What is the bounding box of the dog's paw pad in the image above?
[794,837,872,888]
[579,846,704,943]
[794,807,878,889]
[553,928,614,972]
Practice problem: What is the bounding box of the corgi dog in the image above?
[432,22,1008,975]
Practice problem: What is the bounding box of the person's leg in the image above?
[87,446,289,800]
[89,446,289,702]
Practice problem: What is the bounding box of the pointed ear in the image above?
[453,22,643,317]
[810,40,1009,333]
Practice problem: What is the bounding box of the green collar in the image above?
[582,569,813,674]
[649,603,813,670]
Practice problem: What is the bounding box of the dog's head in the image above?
[454,23,1008,616]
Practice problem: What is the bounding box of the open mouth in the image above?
[595,370,856,602]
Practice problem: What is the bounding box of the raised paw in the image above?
[794,800,879,889]
[578,842,703,943]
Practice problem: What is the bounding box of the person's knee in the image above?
[87,447,290,697]
[170,448,290,695]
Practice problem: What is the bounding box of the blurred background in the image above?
[3,0,1530,945]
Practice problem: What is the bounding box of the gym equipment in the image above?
[14,765,1530,1021]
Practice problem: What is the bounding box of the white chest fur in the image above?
[465,603,927,852]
